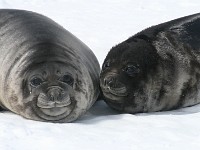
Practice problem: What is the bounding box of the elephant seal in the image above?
[100,13,200,113]
[0,9,100,123]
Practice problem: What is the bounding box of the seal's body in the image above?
[0,9,100,122]
[100,13,200,113]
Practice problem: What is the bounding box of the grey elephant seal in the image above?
[0,9,100,123]
[100,13,200,113]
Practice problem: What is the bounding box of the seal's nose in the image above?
[104,76,115,88]
[47,86,64,101]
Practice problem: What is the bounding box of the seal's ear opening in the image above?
[22,79,30,99]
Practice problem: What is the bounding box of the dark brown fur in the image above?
[100,13,200,113]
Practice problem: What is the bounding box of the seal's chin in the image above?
[40,107,71,117]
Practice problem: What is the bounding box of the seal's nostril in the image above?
[47,87,63,101]
[61,90,65,95]
[108,80,113,85]
[104,78,107,86]
[50,94,54,101]
[107,80,114,90]
[104,77,108,86]
[104,76,114,87]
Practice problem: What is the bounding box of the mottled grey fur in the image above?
[0,9,100,122]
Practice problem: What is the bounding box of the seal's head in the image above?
[24,62,77,121]
[100,37,159,113]
[3,44,95,123]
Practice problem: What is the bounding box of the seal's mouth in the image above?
[107,86,128,97]
[37,93,72,117]
[101,86,128,103]
[100,79,128,98]
[37,93,72,108]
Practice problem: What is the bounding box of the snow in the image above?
[0,0,200,150]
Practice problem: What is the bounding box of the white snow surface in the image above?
[1,0,200,150]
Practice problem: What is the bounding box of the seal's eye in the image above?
[124,65,140,76]
[103,61,110,69]
[60,75,74,86]
[30,77,43,87]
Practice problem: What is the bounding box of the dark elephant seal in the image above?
[100,13,200,113]
[0,9,100,123]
